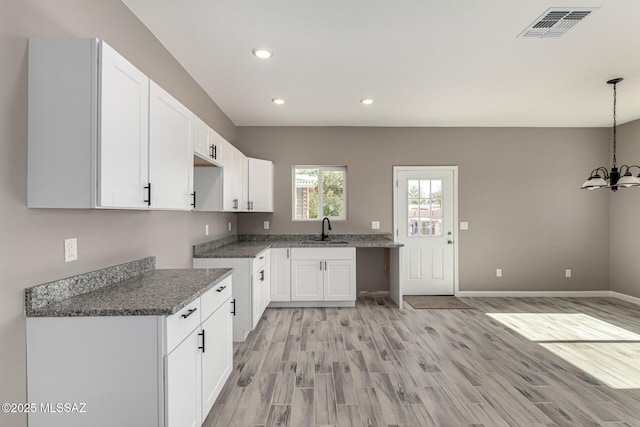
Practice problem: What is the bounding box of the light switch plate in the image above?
[565,269,572,278]
[371,221,380,230]
[460,222,469,230]
[264,221,270,230]
[496,268,502,278]
[64,238,78,262]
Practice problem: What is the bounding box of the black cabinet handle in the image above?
[247,201,251,210]
[181,307,197,319]
[233,198,238,210]
[231,299,236,316]
[213,144,217,159]
[191,191,196,208]
[251,201,254,210]
[216,285,227,292]
[198,330,205,352]
[144,183,151,206]
[260,270,264,281]
[209,144,214,158]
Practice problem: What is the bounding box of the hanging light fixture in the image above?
[581,78,640,191]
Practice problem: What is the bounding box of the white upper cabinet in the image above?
[208,128,225,166]
[149,82,193,210]
[220,144,246,212]
[28,38,195,211]
[28,38,153,209]
[193,116,223,167]
[247,158,274,212]
[99,42,149,209]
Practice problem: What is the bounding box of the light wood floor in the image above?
[203,297,640,426]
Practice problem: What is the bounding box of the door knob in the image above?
[447,240,454,244]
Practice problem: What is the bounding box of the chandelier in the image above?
[581,78,640,191]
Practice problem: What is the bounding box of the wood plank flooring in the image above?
[203,297,640,426]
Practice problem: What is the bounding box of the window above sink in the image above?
[292,166,347,221]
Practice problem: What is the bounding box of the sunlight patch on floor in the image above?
[487,312,640,389]
[541,342,640,389]
[486,313,640,342]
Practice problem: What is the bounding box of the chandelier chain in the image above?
[613,81,617,167]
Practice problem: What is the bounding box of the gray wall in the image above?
[610,118,640,298]
[0,1,236,425]
[236,126,612,294]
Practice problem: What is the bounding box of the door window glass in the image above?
[407,179,443,236]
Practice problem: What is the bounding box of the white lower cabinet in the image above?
[270,248,291,301]
[26,277,233,427]
[193,250,270,341]
[291,259,324,301]
[165,327,201,427]
[201,301,233,418]
[289,248,356,302]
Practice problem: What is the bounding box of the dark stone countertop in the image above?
[25,257,232,317]
[193,234,403,258]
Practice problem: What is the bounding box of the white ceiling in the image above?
[121,0,640,127]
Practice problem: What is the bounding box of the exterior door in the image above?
[395,167,456,295]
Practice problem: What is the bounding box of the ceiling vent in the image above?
[518,7,598,38]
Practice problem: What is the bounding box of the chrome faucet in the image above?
[321,217,332,241]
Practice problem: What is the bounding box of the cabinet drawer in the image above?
[290,247,355,260]
[201,276,232,321]
[252,250,268,274]
[166,298,201,354]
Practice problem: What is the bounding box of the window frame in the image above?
[292,165,347,221]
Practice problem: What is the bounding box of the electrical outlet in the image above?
[264,221,270,230]
[371,221,380,230]
[205,224,209,236]
[565,269,572,278]
[228,222,232,232]
[496,268,502,278]
[64,238,78,262]
[460,222,469,230]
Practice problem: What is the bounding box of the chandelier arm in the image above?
[591,167,610,179]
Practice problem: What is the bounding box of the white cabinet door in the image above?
[209,128,224,165]
[149,81,193,210]
[165,327,201,427]
[247,158,274,212]
[222,146,236,211]
[291,260,324,301]
[324,259,356,301]
[251,265,268,328]
[201,299,233,420]
[270,248,291,302]
[98,41,149,209]
[235,148,248,211]
[261,250,271,312]
[193,115,211,161]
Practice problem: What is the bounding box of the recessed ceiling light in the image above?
[272,98,285,105]
[252,48,273,59]
[360,98,374,105]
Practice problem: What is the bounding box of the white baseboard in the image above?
[455,290,610,298]
[454,290,640,306]
[610,291,640,306]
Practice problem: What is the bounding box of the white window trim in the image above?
[292,165,347,221]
